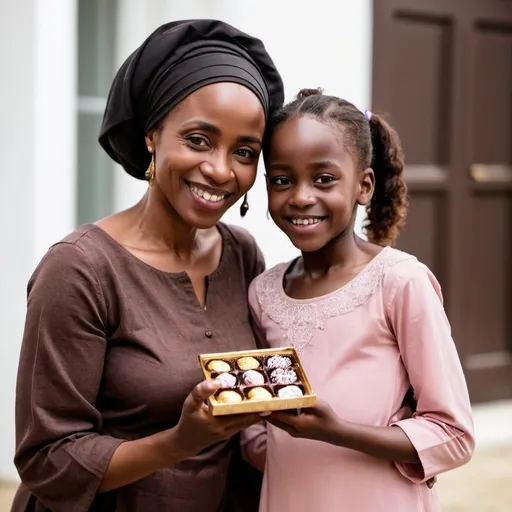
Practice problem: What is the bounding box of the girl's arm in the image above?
[384,261,475,481]
[268,261,474,482]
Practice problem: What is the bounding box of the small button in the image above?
[205,330,213,338]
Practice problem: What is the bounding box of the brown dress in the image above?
[12,222,264,512]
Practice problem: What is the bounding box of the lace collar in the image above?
[255,247,412,354]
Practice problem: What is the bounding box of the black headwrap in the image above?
[99,19,284,180]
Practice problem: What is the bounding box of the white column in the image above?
[0,0,77,481]
[33,0,78,264]
[0,0,36,481]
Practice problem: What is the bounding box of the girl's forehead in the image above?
[270,116,350,161]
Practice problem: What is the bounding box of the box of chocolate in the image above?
[198,347,316,415]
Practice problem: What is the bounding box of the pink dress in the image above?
[242,247,474,512]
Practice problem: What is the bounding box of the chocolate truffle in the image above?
[216,390,243,404]
[207,360,231,373]
[242,370,265,386]
[247,387,273,400]
[237,356,260,370]
[267,355,292,369]
[270,368,298,385]
[277,385,303,398]
[216,372,237,389]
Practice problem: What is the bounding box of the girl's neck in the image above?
[300,231,369,278]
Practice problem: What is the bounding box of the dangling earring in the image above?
[240,194,249,217]
[145,148,155,186]
[266,208,270,220]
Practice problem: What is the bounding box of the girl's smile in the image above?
[266,115,373,253]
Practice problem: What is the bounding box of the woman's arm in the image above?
[100,379,260,491]
[15,243,260,511]
[15,243,123,511]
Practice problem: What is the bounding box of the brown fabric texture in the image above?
[12,222,265,512]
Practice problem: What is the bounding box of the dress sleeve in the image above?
[14,242,124,512]
[240,279,269,472]
[387,262,475,483]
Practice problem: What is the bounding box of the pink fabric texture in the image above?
[242,247,474,512]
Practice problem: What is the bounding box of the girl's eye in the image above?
[270,176,291,186]
[187,135,209,147]
[234,148,257,159]
[314,175,336,184]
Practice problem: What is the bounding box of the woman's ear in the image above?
[144,129,157,152]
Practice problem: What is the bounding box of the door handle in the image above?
[469,164,512,183]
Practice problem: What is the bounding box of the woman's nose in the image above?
[200,155,233,184]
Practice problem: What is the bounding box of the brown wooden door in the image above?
[372,0,512,403]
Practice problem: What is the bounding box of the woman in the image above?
[12,19,284,512]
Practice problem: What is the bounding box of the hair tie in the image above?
[364,110,372,121]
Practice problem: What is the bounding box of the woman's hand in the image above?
[173,380,263,458]
[100,380,261,492]
[266,399,341,443]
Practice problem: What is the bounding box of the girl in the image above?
[243,89,474,511]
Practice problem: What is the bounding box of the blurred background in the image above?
[1,0,511,510]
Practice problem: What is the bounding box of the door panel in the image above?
[372,0,512,402]
[397,192,448,284]
[389,12,453,167]
[473,23,512,162]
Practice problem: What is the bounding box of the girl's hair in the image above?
[263,88,408,246]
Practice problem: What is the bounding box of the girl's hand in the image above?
[266,399,341,443]
[173,380,262,458]
[267,398,438,489]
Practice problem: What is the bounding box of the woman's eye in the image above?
[187,135,209,147]
[314,175,335,184]
[234,148,256,159]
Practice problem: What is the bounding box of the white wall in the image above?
[0,0,77,482]
[113,0,374,267]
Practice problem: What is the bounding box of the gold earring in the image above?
[145,152,155,185]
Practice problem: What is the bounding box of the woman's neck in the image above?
[130,188,201,259]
